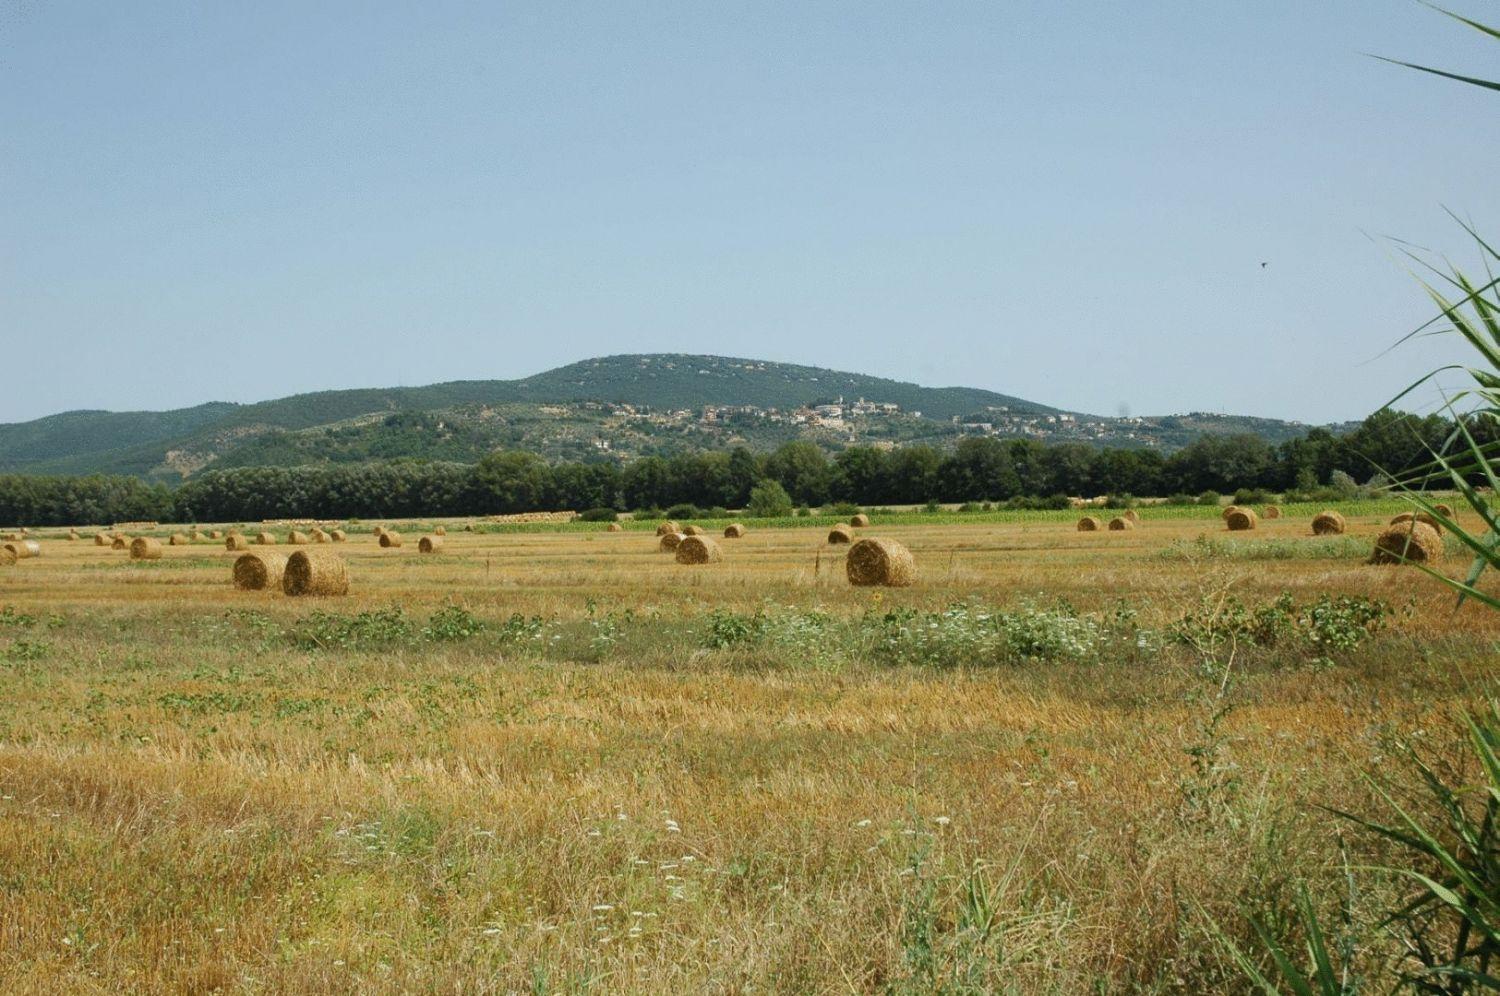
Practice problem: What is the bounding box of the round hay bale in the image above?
[607,522,623,532]
[111,536,129,550]
[330,529,347,543]
[67,529,79,541]
[1107,516,1134,531]
[1371,521,1443,565]
[1262,505,1281,519]
[378,531,403,548]
[433,525,446,536]
[1123,508,1142,525]
[1311,510,1346,535]
[846,537,916,587]
[254,532,276,545]
[683,524,706,536]
[656,521,681,537]
[226,534,250,551]
[418,534,444,554]
[283,549,349,596]
[286,530,308,545]
[1221,505,1241,521]
[311,529,329,543]
[674,535,723,564]
[233,550,289,590]
[372,525,386,535]
[1076,516,1102,532]
[0,546,13,566]
[828,524,854,544]
[850,513,870,528]
[1434,503,1455,518]
[129,537,162,560]
[723,523,747,538]
[94,533,110,546]
[168,533,190,546]
[1226,509,1259,531]
[659,532,684,551]
[1390,511,1442,532]
[3,540,39,561]
[463,523,475,532]
[2,532,20,542]
[209,530,223,539]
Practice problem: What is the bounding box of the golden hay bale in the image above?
[226,534,250,551]
[674,535,723,564]
[683,524,706,536]
[1371,521,1444,565]
[1435,503,1455,518]
[1221,505,1241,521]
[607,522,623,532]
[3,540,40,561]
[283,549,349,596]
[846,537,916,587]
[1107,517,1134,531]
[129,537,162,560]
[168,534,190,546]
[209,530,223,539]
[330,529,347,543]
[67,530,79,541]
[379,531,403,548]
[254,532,276,545]
[1390,511,1442,532]
[0,546,13,566]
[656,521,681,536]
[233,551,289,590]
[463,523,475,532]
[2,532,20,542]
[828,524,854,544]
[724,523,747,538]
[1123,508,1142,524]
[188,528,201,539]
[659,532,684,551]
[94,533,110,546]
[851,513,870,528]
[1076,516,1102,532]
[433,525,446,536]
[1226,509,1259,531]
[111,536,129,550]
[311,529,329,543]
[418,535,444,554]
[1311,510,1346,535]
[286,530,308,545]
[1263,505,1281,519]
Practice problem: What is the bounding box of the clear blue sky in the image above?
[3,1,1497,425]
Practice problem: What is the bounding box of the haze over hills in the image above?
[0,354,1348,480]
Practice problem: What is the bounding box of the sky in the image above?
[3,1,1498,426]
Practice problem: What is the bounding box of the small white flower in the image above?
[592,904,614,912]
[934,816,951,826]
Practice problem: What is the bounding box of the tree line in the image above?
[1,408,1491,526]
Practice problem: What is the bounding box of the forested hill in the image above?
[0,353,1331,480]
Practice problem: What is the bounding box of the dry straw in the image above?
[379,531,403,548]
[94,533,110,546]
[433,525,446,536]
[1390,511,1442,532]
[1263,505,1281,519]
[1435,502,1455,518]
[330,529,347,542]
[311,529,329,543]
[723,523,747,538]
[850,513,870,528]
[209,530,223,539]
[683,524,706,536]
[1107,517,1134,531]
[1123,508,1142,525]
[111,536,129,550]
[286,530,308,545]
[67,529,79,541]
[3,540,39,561]
[254,532,276,545]
[659,532,684,551]
[1371,521,1443,565]
[674,535,723,564]
[607,522,623,532]
[1226,509,1259,531]
[656,521,680,536]
[1311,510,1346,535]
[168,533,189,546]
[418,535,444,554]
[283,549,349,596]
[0,546,13,566]
[1221,505,1241,521]
[1076,516,1102,532]
[846,537,916,587]
[827,524,854,544]
[233,551,289,590]
[129,537,162,560]
[225,534,250,551]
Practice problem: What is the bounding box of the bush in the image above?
[1104,493,1136,509]
[665,503,702,520]
[923,499,941,513]
[706,506,730,519]
[578,507,618,522]
[1165,493,1198,506]
[747,481,794,518]
[956,502,983,513]
[826,501,862,517]
[1233,488,1273,505]
[1197,490,1222,506]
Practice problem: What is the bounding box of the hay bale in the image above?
[656,521,681,536]
[418,534,444,554]
[188,527,201,539]
[3,540,39,561]
[674,535,723,564]
[828,524,854,544]
[233,550,289,590]
[1311,510,1346,535]
[168,533,190,546]
[311,529,329,543]
[0,546,13,566]
[851,513,870,528]
[94,533,110,546]
[209,530,223,539]
[1221,505,1241,521]
[433,525,446,536]
[463,523,475,532]
[254,532,276,545]
[2,532,20,542]
[1076,516,1102,532]
[1263,505,1281,519]
[129,537,162,560]
[683,524,706,536]
[226,534,250,551]
[379,531,403,548]
[659,532,684,551]
[286,530,309,545]
[283,549,349,596]
[67,529,79,541]
[1226,509,1259,531]
[724,523,747,538]
[111,536,129,550]
[1371,521,1443,565]
[607,522,623,532]
[330,529,347,542]
[1107,517,1133,531]
[1390,511,1442,532]
[846,537,916,587]
[1434,503,1455,518]
[1123,508,1142,525]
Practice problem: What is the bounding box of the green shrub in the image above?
[1197,490,1222,506]
[578,507,618,522]
[665,503,702,520]
[747,481,794,518]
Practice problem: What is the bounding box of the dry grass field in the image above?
[1,506,1497,993]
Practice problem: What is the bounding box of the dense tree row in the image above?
[2,409,1493,526]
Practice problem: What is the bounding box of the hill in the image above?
[0,354,1334,479]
